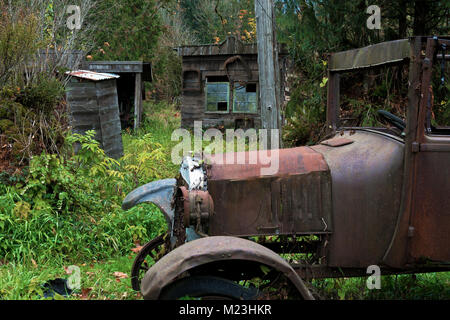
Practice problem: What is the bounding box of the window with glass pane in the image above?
[206,82,229,112]
[233,83,257,113]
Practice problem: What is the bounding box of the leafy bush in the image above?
[16,75,64,113]
[0,130,168,264]
[0,83,67,167]
[179,0,256,44]
[283,112,322,147]
[0,185,166,263]
[312,273,450,300]
[282,64,328,146]
[431,65,450,127]
[0,5,41,85]
[123,101,181,180]
[122,133,166,188]
[88,0,163,61]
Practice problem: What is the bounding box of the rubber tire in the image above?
[159,275,258,300]
[131,234,166,291]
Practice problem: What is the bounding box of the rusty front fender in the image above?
[122,178,177,232]
[141,236,314,300]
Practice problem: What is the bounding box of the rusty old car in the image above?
[122,36,450,300]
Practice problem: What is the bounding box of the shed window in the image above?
[206,77,229,112]
[233,83,257,113]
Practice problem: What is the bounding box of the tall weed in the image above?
[0,128,168,264]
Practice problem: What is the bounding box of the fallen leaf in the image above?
[81,287,92,300]
[31,258,37,268]
[113,272,128,281]
[131,245,143,253]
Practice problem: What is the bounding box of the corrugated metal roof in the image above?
[66,70,120,81]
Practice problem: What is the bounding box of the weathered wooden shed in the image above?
[65,70,124,160]
[84,61,152,130]
[177,36,287,129]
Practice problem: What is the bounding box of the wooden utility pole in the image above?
[255,0,281,149]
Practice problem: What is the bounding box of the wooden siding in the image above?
[181,54,262,129]
[178,37,288,129]
[178,37,257,57]
[83,61,151,129]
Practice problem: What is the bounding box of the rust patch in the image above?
[179,186,214,236]
[320,137,354,147]
[206,146,329,181]
[205,147,332,237]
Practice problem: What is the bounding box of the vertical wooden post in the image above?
[255,0,281,149]
[134,73,142,130]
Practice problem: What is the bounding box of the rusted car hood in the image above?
[205,146,329,181]
[204,147,333,237]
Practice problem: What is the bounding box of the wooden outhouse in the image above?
[177,36,287,129]
[65,70,124,160]
[84,61,152,130]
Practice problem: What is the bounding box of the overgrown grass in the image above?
[0,255,141,300]
[311,272,450,300]
[0,131,168,263]
[122,100,180,182]
[0,101,179,299]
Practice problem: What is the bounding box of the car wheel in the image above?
[159,275,259,300]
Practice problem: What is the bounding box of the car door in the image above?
[409,38,450,263]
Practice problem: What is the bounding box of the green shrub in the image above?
[0,187,166,263]
[283,73,327,146]
[0,81,67,167]
[16,75,64,113]
[88,0,162,62]
[122,133,166,188]
[432,75,450,127]
[0,129,168,264]
[311,273,450,300]
[0,5,41,85]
